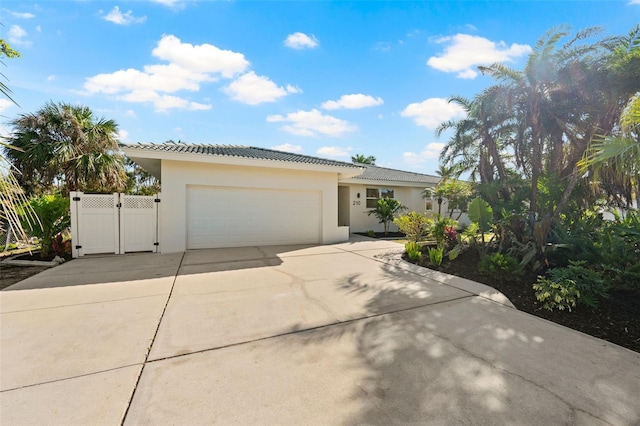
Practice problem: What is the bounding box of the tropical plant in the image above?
[351,154,376,165]
[431,216,458,248]
[533,276,581,312]
[0,39,37,244]
[18,193,70,259]
[478,252,521,280]
[427,246,444,267]
[4,101,127,195]
[394,211,432,243]
[543,261,609,309]
[367,197,406,235]
[405,241,422,262]
[467,196,493,251]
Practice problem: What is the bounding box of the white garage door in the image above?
[187,186,322,249]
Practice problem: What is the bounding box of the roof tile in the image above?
[122,143,361,169]
[350,163,440,184]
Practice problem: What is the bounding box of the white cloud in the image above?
[403,143,446,165]
[8,25,30,47]
[36,25,41,32]
[84,35,245,111]
[286,84,302,94]
[117,129,129,141]
[317,146,352,158]
[120,90,211,112]
[151,0,184,7]
[152,34,249,77]
[401,97,465,129]
[103,6,147,25]
[267,109,357,137]
[8,11,35,19]
[46,75,56,82]
[427,34,531,79]
[629,0,640,4]
[271,143,303,153]
[0,99,15,113]
[224,72,292,105]
[322,94,384,110]
[284,32,319,49]
[125,109,137,118]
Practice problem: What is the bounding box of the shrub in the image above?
[428,246,444,267]
[432,217,458,247]
[533,276,580,312]
[366,230,375,237]
[367,198,407,235]
[18,193,70,259]
[478,253,521,280]
[405,241,422,262]
[394,212,432,243]
[545,261,609,309]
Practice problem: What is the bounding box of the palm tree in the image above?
[437,89,513,185]
[351,154,376,165]
[580,93,640,208]
[478,26,619,220]
[0,39,36,243]
[5,102,127,195]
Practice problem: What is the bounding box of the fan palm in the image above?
[5,102,126,195]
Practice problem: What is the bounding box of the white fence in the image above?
[70,192,160,258]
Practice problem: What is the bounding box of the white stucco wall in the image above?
[160,160,346,253]
[343,183,470,233]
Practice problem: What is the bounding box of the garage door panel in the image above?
[187,186,321,249]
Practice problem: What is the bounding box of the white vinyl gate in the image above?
[70,192,160,258]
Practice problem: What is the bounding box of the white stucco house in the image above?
[122,142,460,253]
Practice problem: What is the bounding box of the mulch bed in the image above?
[355,231,406,239]
[0,251,72,290]
[404,247,640,353]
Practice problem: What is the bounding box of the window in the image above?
[366,188,394,208]
[423,188,434,211]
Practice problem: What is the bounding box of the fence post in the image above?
[70,191,82,258]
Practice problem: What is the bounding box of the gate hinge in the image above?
[75,245,82,249]
[116,202,122,208]
[153,242,159,246]
[154,198,161,203]
[72,196,81,201]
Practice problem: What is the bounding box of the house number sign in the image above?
[352,200,361,205]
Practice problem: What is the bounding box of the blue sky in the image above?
[2,1,639,174]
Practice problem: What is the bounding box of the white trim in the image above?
[122,147,364,179]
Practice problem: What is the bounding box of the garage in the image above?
[187,185,322,249]
[121,143,363,253]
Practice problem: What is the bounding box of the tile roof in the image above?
[350,163,440,184]
[122,143,362,169]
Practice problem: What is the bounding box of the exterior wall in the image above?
[160,160,345,253]
[345,184,432,233]
[344,183,470,233]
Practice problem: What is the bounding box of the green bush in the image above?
[432,217,457,247]
[428,246,444,267]
[533,277,580,312]
[478,253,521,280]
[394,212,432,243]
[367,197,406,235]
[405,241,422,262]
[545,261,609,309]
[18,193,70,259]
[366,230,375,237]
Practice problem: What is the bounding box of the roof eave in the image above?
[339,177,439,187]
[122,146,364,176]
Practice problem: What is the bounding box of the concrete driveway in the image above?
[1,236,639,425]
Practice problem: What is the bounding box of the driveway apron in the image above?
[1,237,639,425]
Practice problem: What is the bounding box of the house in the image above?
[338,163,441,233]
[122,143,460,253]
